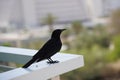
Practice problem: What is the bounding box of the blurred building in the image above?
[0,0,120,28]
[85,0,120,25]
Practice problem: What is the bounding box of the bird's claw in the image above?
[47,60,59,64]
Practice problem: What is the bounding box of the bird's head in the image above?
[51,29,66,39]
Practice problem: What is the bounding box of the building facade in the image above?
[0,0,120,28]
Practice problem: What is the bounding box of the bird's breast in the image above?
[52,39,62,51]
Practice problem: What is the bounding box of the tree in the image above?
[109,9,120,35]
[71,21,83,35]
[42,13,56,32]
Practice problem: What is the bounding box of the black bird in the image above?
[23,29,66,68]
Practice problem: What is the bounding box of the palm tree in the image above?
[42,13,56,32]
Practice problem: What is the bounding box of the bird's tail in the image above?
[22,58,36,68]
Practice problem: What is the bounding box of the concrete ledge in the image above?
[0,46,84,80]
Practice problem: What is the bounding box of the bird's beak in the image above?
[62,29,66,31]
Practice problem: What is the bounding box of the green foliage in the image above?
[62,10,120,80]
[61,24,113,80]
[2,42,12,47]
[93,25,110,48]
[109,9,120,35]
[107,35,120,61]
[42,13,57,31]
[71,21,83,35]
[113,36,120,58]
[105,9,120,63]
[62,44,109,80]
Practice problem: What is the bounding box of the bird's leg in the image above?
[50,58,59,63]
[47,58,59,64]
[47,58,52,64]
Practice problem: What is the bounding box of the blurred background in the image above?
[0,0,120,80]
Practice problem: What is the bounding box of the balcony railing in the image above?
[0,46,84,80]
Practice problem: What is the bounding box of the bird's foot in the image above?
[47,60,59,64]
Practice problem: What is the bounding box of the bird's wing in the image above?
[33,38,58,58]
[40,38,59,53]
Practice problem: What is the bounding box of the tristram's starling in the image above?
[23,29,66,68]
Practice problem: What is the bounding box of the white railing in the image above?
[0,46,84,80]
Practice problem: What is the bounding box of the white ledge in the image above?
[0,46,84,80]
